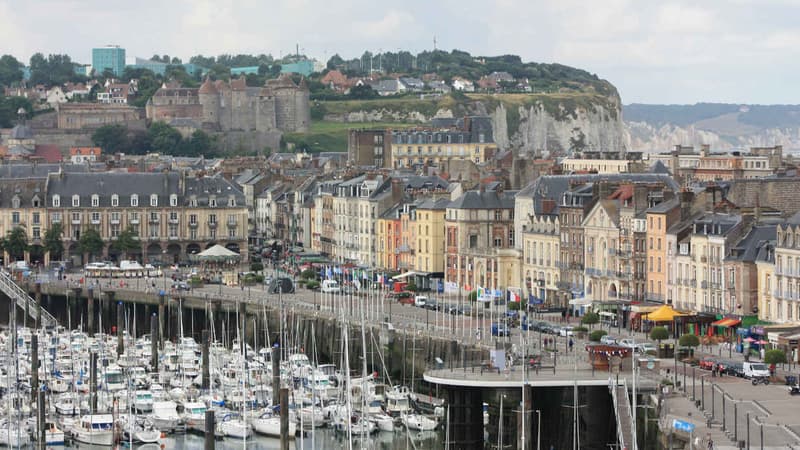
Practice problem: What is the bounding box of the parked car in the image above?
[600,335,618,345]
[172,281,190,291]
[268,277,295,294]
[727,361,745,377]
[491,323,509,337]
[558,326,574,337]
[699,356,717,371]
[320,279,341,293]
[743,362,770,379]
[618,338,636,349]
[414,296,428,307]
[423,299,439,310]
[636,343,657,355]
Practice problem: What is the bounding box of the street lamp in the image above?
[536,409,541,450]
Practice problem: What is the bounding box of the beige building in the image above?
[771,215,800,322]
[46,171,248,264]
[522,214,560,304]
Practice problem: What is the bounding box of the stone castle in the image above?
[145,74,310,134]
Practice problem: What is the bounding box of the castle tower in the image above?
[294,78,311,132]
[256,85,277,132]
[229,75,249,131]
[198,77,220,127]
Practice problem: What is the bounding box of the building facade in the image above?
[92,45,125,76]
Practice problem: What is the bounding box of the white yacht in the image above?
[71,414,115,446]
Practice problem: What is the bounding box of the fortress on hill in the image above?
[145,74,310,150]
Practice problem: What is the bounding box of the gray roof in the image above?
[0,163,89,180]
[0,179,46,208]
[787,211,800,226]
[46,172,244,207]
[650,160,671,174]
[647,197,679,214]
[727,225,777,262]
[417,197,450,210]
[448,189,517,209]
[518,173,679,215]
[9,124,33,140]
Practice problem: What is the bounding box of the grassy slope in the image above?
[282,121,417,153]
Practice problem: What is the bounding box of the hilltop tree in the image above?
[0,95,33,128]
[92,124,129,153]
[0,55,24,87]
[43,223,64,261]
[148,122,183,154]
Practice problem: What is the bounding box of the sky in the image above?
[1,0,799,105]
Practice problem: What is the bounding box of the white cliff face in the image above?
[492,102,628,155]
[625,121,800,151]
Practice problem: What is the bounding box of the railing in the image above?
[0,271,56,328]
[610,382,628,450]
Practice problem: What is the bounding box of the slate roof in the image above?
[647,197,680,214]
[650,160,671,174]
[448,189,517,209]
[0,163,89,180]
[417,197,450,210]
[0,178,46,208]
[726,225,777,262]
[46,172,244,207]
[9,124,33,140]
[518,173,679,215]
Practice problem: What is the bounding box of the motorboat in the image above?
[182,402,208,432]
[134,390,154,413]
[121,416,162,444]
[71,414,115,446]
[252,410,295,438]
[151,401,181,432]
[219,414,252,439]
[385,385,411,416]
[401,413,438,431]
[45,421,66,446]
[369,413,395,432]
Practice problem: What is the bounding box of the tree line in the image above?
[91,122,215,157]
[3,223,142,263]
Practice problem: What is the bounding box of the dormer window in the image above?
[209,197,217,208]
[150,194,158,207]
[72,195,80,207]
[32,196,40,208]
[91,194,99,207]
[189,196,197,207]
[228,196,236,207]
[111,194,119,207]
[131,194,138,207]
[11,196,20,209]
[52,195,60,207]
[170,194,178,207]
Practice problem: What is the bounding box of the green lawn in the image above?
[282,121,417,153]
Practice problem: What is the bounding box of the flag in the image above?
[509,289,520,303]
[477,286,485,301]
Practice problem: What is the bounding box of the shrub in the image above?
[250,262,264,272]
[589,330,608,342]
[300,269,317,280]
[306,280,320,290]
[650,326,670,342]
[679,333,700,348]
[581,312,600,327]
[468,291,478,302]
[764,349,787,365]
[572,326,588,332]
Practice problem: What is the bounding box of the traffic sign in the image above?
[672,419,695,433]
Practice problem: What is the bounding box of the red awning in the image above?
[712,318,740,327]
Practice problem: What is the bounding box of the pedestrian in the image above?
[707,437,714,450]
[569,338,574,352]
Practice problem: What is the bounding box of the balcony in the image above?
[208,221,218,229]
[91,218,101,225]
[189,221,198,228]
[701,280,709,289]
[71,218,81,225]
[129,218,139,224]
[227,219,238,227]
[110,218,120,224]
[148,217,159,224]
[168,235,179,240]
[169,217,179,224]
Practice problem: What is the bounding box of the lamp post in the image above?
[536,409,541,450]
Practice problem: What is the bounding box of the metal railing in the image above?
[0,271,56,328]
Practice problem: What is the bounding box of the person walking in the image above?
[569,338,574,352]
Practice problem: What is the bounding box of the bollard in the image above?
[202,329,210,390]
[280,387,290,450]
[150,313,158,371]
[204,409,215,450]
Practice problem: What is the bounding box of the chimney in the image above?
[632,184,649,211]
[391,178,403,201]
[680,189,694,220]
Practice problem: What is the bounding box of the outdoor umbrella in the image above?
[743,337,756,343]
[756,340,769,345]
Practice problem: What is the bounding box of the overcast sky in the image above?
[2,0,798,104]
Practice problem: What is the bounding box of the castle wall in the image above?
[215,130,282,153]
[294,89,310,132]
[256,96,276,132]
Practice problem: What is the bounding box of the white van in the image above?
[743,362,770,378]
[414,296,428,307]
[321,279,340,293]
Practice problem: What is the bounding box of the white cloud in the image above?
[653,3,715,34]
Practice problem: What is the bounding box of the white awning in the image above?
[569,297,592,306]
[392,271,421,280]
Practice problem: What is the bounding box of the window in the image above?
[209,214,217,224]
[110,224,120,238]
[494,210,502,221]
[210,229,216,239]
[169,211,178,221]
[169,225,178,238]
[149,225,158,238]
[494,237,502,247]
[51,212,61,223]
[131,194,138,207]
[509,229,515,247]
[189,229,197,240]
[130,224,139,235]
[228,228,236,238]
[129,211,139,223]
[91,194,99,207]
[52,195,60,207]
[170,194,177,207]
[11,212,19,224]
[11,196,20,208]
[469,235,478,248]
[111,194,119,207]
[111,212,120,223]
[189,214,197,225]
[32,197,39,208]
[209,197,217,208]
[91,212,100,223]
[228,196,236,207]
[32,228,40,239]
[72,195,80,207]
[150,194,158,207]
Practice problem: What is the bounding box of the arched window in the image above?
[111,194,119,207]
[11,196,20,209]
[131,194,139,207]
[72,195,80,207]
[170,194,178,207]
[150,194,158,207]
[91,194,99,207]
[52,195,60,207]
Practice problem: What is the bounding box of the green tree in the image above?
[92,124,129,153]
[5,227,28,261]
[467,291,478,302]
[348,84,378,99]
[78,228,104,261]
[679,333,700,357]
[0,55,24,87]
[589,330,607,342]
[581,312,600,329]
[148,122,183,154]
[650,326,670,346]
[0,95,33,128]
[43,223,64,261]
[764,349,787,365]
[111,226,139,259]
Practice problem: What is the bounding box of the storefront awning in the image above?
[711,318,741,327]
[569,297,592,306]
